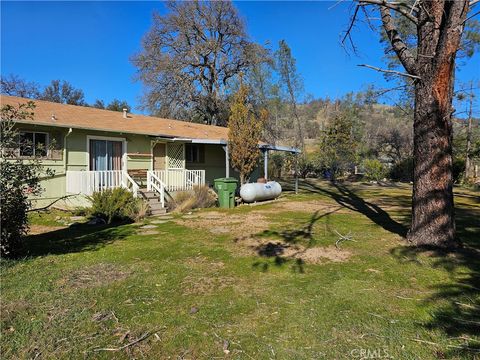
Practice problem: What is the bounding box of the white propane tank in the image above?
[240,181,282,203]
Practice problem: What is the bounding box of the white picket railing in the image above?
[150,169,205,192]
[66,169,205,197]
[146,171,166,208]
[121,171,139,198]
[66,170,139,197]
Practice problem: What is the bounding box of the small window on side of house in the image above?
[19,131,48,157]
[185,144,203,163]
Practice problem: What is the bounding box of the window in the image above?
[89,139,123,170]
[19,131,48,157]
[185,144,203,163]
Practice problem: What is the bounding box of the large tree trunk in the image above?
[406,0,469,248]
[408,78,456,247]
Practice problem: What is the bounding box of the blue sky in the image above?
[2,1,479,113]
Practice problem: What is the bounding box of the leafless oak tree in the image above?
[132,1,264,126]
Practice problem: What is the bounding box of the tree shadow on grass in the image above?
[391,207,480,357]
[19,222,135,258]
[250,210,337,273]
[282,179,409,237]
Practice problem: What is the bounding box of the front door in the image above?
[153,143,166,170]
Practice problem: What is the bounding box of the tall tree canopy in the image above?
[41,80,86,105]
[345,0,479,248]
[132,0,265,126]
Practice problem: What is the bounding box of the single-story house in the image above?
[1,95,299,213]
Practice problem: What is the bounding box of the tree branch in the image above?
[358,0,419,24]
[27,194,79,212]
[341,3,361,54]
[358,64,421,79]
[379,5,418,75]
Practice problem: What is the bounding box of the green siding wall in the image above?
[14,124,262,208]
[14,125,153,208]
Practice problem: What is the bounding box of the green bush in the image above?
[362,159,387,182]
[89,188,139,224]
[1,101,46,258]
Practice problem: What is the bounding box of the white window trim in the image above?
[19,130,50,158]
[86,135,127,171]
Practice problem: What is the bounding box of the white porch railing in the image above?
[146,171,165,208]
[66,169,205,197]
[66,170,139,197]
[150,169,205,192]
[121,171,139,198]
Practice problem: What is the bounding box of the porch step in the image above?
[138,188,167,216]
[148,201,164,210]
[140,190,158,199]
[150,207,167,216]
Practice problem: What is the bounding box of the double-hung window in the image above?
[185,144,204,163]
[19,131,48,157]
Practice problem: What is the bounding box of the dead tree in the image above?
[344,0,478,248]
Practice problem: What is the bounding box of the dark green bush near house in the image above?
[0,101,48,258]
[362,158,387,182]
[89,188,139,224]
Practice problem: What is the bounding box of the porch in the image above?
[66,169,205,196]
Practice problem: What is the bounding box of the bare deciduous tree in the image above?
[1,74,41,99]
[132,1,264,126]
[344,0,478,248]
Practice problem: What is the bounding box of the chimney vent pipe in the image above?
[123,108,128,119]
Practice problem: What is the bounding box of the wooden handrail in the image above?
[147,171,166,208]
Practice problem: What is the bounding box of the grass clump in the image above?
[89,188,140,223]
[171,185,217,213]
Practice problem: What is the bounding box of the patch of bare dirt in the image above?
[28,225,65,235]
[57,263,132,289]
[235,236,351,264]
[266,200,345,214]
[176,211,270,238]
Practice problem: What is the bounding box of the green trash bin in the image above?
[214,177,238,208]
